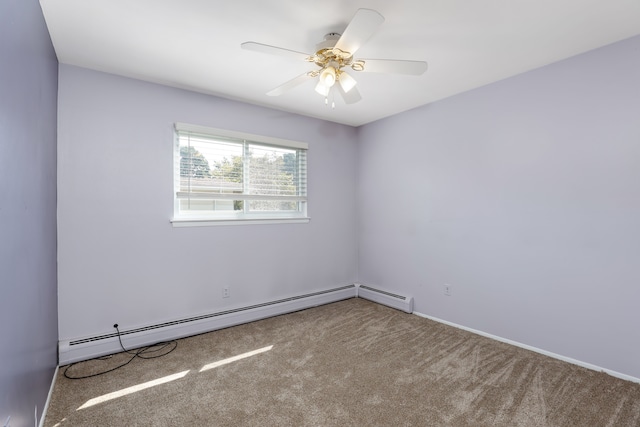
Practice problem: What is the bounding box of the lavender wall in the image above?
[357,35,640,379]
[57,65,358,342]
[0,0,58,425]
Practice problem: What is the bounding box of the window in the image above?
[172,123,308,226]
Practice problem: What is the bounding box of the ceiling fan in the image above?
[241,8,428,107]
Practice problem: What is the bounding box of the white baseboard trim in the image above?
[355,283,414,313]
[39,365,58,427]
[414,311,640,385]
[59,284,357,365]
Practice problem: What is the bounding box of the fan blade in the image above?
[241,42,310,61]
[266,73,314,96]
[337,84,362,105]
[334,9,384,57]
[357,59,428,75]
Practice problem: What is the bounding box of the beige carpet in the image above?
[45,298,640,426]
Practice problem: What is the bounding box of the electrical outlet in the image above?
[223,287,230,298]
[444,284,452,296]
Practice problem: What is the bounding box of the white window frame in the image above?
[171,123,309,227]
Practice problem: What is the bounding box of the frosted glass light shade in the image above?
[319,66,337,87]
[338,71,357,93]
[315,80,330,96]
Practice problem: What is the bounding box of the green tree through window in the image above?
[180,146,211,178]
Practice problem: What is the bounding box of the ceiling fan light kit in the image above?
[241,8,427,107]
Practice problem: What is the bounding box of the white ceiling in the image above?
[40,0,640,127]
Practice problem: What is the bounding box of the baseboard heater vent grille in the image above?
[357,284,413,313]
[60,284,356,365]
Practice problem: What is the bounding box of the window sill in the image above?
[171,217,310,227]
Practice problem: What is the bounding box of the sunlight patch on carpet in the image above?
[77,370,190,410]
[200,345,274,372]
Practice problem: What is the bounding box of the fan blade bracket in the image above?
[351,60,366,72]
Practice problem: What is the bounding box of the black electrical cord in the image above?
[63,324,178,380]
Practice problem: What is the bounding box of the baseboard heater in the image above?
[356,284,414,313]
[59,284,357,365]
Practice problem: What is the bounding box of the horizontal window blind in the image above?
[174,124,307,221]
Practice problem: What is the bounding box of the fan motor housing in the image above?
[311,33,355,69]
[315,33,341,51]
